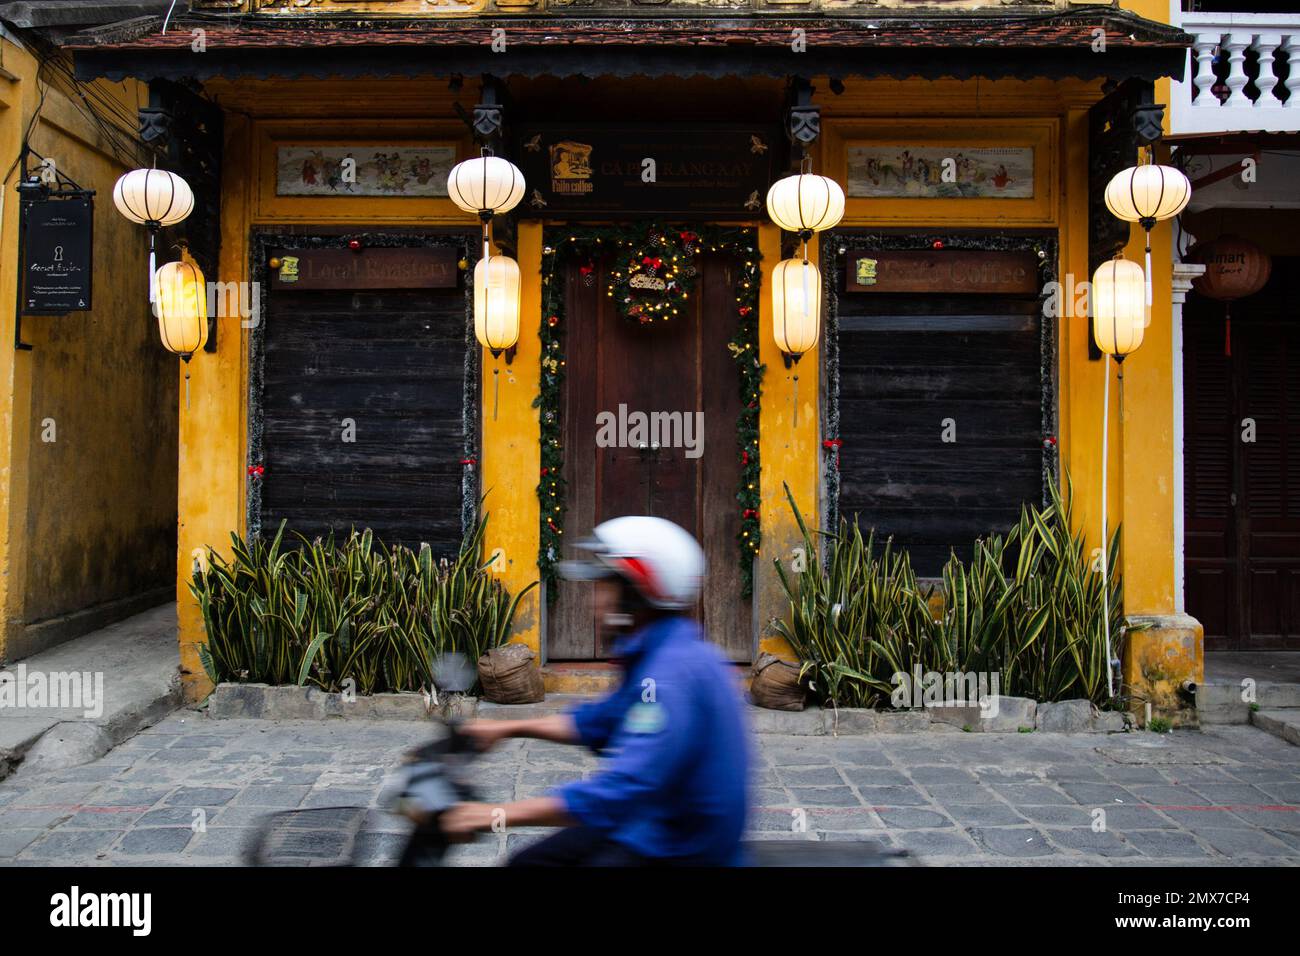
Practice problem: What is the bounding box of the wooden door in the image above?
[1185,262,1300,649]
[550,252,751,660]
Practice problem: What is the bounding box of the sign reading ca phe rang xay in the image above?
[514,124,779,219]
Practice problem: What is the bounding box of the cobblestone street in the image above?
[0,712,1297,866]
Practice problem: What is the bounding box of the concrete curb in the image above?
[205,683,1132,735]
[1,674,183,780]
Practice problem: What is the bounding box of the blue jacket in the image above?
[554,615,752,865]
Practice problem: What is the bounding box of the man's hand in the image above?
[459,719,513,752]
[439,801,499,841]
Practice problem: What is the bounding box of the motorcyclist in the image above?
[440,516,753,866]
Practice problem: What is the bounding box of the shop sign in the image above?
[270,246,458,290]
[847,250,1039,295]
[22,196,94,314]
[514,124,778,219]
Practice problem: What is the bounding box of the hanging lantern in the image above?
[447,152,526,220]
[475,253,521,423]
[1189,234,1272,356]
[1092,257,1146,359]
[1104,161,1191,308]
[153,259,208,359]
[765,171,845,238]
[771,257,821,358]
[1189,234,1272,301]
[113,168,194,302]
[474,254,521,355]
[772,256,821,429]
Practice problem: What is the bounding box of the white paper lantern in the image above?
[113,168,194,227]
[771,258,822,358]
[765,174,845,237]
[1104,164,1191,226]
[448,155,525,218]
[1092,258,1146,358]
[474,254,521,354]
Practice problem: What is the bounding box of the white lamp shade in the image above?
[765,174,845,235]
[153,260,208,358]
[113,168,194,227]
[474,255,521,353]
[1092,258,1146,357]
[448,156,526,216]
[771,258,821,357]
[1104,164,1191,225]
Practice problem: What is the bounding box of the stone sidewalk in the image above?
[0,711,1297,866]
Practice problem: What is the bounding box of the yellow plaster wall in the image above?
[0,41,176,662]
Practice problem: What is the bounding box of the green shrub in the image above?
[190,510,536,696]
[773,477,1125,709]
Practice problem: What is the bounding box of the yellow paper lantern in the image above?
[771,257,821,358]
[153,259,208,359]
[1092,258,1145,358]
[765,174,845,237]
[474,254,521,355]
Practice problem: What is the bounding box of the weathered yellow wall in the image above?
[0,40,176,662]
[180,68,1192,692]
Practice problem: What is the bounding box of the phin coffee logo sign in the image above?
[550,141,593,196]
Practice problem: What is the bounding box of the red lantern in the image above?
[1189,235,1272,356]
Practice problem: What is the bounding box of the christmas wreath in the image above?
[606,229,700,325]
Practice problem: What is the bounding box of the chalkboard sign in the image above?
[22,196,94,315]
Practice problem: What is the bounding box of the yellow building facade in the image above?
[12,0,1203,719]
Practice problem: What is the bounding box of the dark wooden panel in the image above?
[836,309,1045,578]
[259,285,468,555]
[1184,258,1300,649]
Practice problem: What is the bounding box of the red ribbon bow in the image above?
[738,306,752,316]
[579,265,594,276]
[742,508,758,519]
[642,256,663,270]
[679,231,697,243]
[247,464,265,478]
[823,438,843,468]
[461,458,477,466]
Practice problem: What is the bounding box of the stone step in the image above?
[1197,681,1300,724]
[1251,709,1300,747]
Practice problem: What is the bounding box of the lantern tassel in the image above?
[184,366,191,410]
[792,373,799,429]
[1144,234,1152,309]
[492,365,500,421]
[148,232,157,304]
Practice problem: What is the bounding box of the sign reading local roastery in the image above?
[22,196,94,314]
[514,124,778,218]
[847,250,1040,296]
[270,246,458,291]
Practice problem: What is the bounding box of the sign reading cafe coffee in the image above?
[515,125,778,218]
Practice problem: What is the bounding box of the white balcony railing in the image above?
[1170,11,1300,136]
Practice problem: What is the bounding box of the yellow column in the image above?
[176,113,251,701]
[756,223,821,658]
[481,220,543,655]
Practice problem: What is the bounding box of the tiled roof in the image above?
[64,12,1190,52]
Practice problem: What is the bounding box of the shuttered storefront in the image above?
[250,236,475,555]
[827,239,1054,577]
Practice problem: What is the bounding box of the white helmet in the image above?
[558,516,704,610]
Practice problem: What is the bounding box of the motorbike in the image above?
[244,721,915,867]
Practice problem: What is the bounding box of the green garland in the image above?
[536,223,765,600]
